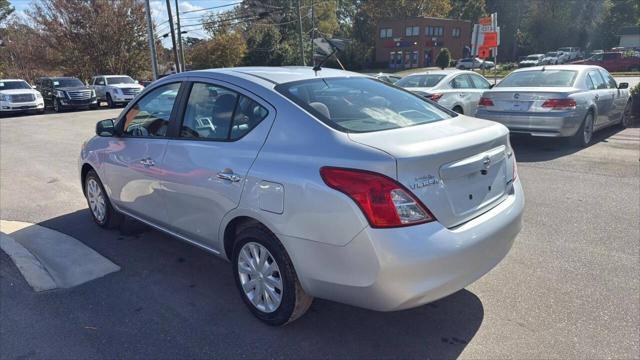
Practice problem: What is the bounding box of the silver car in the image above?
[475,65,632,147]
[396,69,493,115]
[80,67,524,325]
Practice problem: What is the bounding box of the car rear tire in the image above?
[106,93,115,108]
[53,98,63,113]
[571,111,594,147]
[232,225,313,326]
[453,106,464,114]
[84,170,122,229]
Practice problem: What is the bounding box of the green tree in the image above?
[449,0,487,21]
[0,0,13,24]
[436,48,451,69]
[190,32,246,69]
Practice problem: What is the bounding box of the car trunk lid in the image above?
[479,87,578,113]
[348,115,513,228]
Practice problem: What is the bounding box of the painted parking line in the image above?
[0,220,120,291]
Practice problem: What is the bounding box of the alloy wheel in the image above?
[622,102,632,127]
[583,113,594,145]
[86,178,106,222]
[237,242,283,313]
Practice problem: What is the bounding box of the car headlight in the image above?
[0,94,10,102]
[56,90,66,98]
[91,89,96,97]
[36,92,43,99]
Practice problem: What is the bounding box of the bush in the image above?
[436,48,451,69]
[631,83,640,117]
[501,63,517,71]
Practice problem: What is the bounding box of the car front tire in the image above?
[232,225,313,326]
[106,93,115,108]
[53,98,63,112]
[84,170,122,228]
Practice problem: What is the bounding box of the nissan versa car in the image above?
[79,67,524,325]
[475,65,632,147]
[0,79,45,115]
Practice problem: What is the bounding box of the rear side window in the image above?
[599,70,617,89]
[395,74,445,88]
[450,75,473,89]
[276,77,451,133]
[469,74,491,89]
[122,82,180,137]
[497,70,577,87]
[180,82,268,141]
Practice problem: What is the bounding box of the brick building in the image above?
[375,17,472,69]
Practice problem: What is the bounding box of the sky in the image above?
[8,0,240,46]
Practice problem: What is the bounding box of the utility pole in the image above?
[174,0,186,72]
[310,0,315,66]
[143,0,159,80]
[165,0,181,73]
[297,0,306,66]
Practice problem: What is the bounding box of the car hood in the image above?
[0,89,40,96]
[109,83,143,89]
[57,86,93,92]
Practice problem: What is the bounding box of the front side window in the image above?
[497,70,578,88]
[276,77,451,133]
[95,77,105,85]
[122,82,180,137]
[450,75,473,89]
[469,74,491,89]
[0,80,31,90]
[180,82,268,141]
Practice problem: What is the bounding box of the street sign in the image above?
[483,32,498,48]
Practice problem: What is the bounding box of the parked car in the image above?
[557,47,583,61]
[571,52,640,72]
[518,54,545,68]
[80,67,523,325]
[0,78,45,115]
[456,57,495,70]
[541,51,569,65]
[395,69,493,115]
[367,72,402,84]
[36,76,98,112]
[91,75,144,108]
[475,65,632,147]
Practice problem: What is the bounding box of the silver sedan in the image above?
[80,67,523,325]
[475,65,632,147]
[395,69,493,115]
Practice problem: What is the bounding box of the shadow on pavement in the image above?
[22,209,485,359]
[510,124,634,163]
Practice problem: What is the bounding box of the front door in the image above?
[161,80,275,250]
[102,82,182,226]
[587,70,613,126]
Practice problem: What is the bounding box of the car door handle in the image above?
[217,170,242,182]
[139,158,155,167]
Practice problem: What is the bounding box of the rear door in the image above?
[102,82,182,226]
[160,79,275,250]
[467,74,492,115]
[587,70,613,125]
[446,74,476,114]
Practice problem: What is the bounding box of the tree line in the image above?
[0,0,638,82]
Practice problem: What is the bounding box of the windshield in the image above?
[276,77,451,133]
[396,74,445,88]
[526,56,541,60]
[53,78,84,88]
[497,70,578,87]
[106,76,135,85]
[545,52,558,57]
[0,80,31,90]
[558,48,571,52]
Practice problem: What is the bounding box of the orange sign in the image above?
[479,17,492,26]
[483,32,498,47]
[478,46,491,59]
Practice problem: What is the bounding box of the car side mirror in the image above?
[134,80,139,84]
[618,82,629,89]
[489,84,495,89]
[96,119,116,137]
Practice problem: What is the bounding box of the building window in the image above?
[380,28,393,39]
[426,26,444,37]
[452,28,461,38]
[405,26,419,37]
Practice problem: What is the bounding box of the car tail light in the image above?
[478,97,494,107]
[426,93,443,102]
[320,167,435,228]
[541,98,576,110]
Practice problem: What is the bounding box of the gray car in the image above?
[79,67,524,325]
[475,65,632,146]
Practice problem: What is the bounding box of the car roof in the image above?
[0,79,27,82]
[40,76,80,80]
[404,69,477,76]
[512,64,600,73]
[182,66,367,86]
[96,75,132,78]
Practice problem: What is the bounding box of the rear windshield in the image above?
[0,81,31,90]
[106,76,135,85]
[558,48,571,52]
[395,74,445,88]
[276,77,451,133]
[497,70,577,88]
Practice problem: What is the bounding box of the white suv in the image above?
[91,75,144,108]
[0,79,45,115]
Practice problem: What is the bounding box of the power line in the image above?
[181,1,242,14]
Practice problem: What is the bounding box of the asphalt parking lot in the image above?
[1,108,639,359]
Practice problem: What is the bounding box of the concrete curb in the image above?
[1,220,120,291]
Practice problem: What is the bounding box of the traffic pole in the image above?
[175,0,186,72]
[165,0,181,73]
[297,0,306,66]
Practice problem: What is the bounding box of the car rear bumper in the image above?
[475,109,584,137]
[282,180,524,311]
